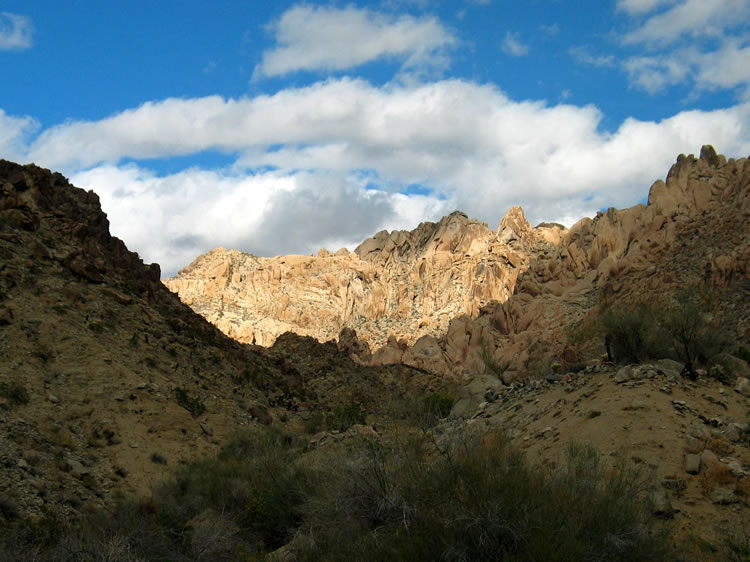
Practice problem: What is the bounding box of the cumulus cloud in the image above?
[0,109,39,161]
[615,0,750,97]
[70,163,451,275]
[622,0,750,46]
[13,78,749,275]
[0,12,32,50]
[252,4,456,79]
[501,32,528,56]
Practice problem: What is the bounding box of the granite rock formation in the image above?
[164,208,564,350]
[373,146,750,380]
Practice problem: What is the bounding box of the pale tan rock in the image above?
[164,207,550,351]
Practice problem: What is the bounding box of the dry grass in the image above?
[699,464,737,497]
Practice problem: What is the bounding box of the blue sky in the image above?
[2,1,750,275]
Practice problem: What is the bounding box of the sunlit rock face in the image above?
[163,207,560,351]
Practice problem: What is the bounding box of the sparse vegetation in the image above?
[419,392,453,424]
[601,302,668,364]
[600,287,729,367]
[173,387,205,418]
[662,287,728,365]
[0,427,676,561]
[0,380,30,405]
[326,402,365,432]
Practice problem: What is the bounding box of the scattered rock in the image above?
[735,377,750,397]
[711,488,738,505]
[650,488,675,519]
[249,403,272,425]
[198,421,213,436]
[685,454,702,475]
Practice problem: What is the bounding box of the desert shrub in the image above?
[736,345,750,364]
[173,387,205,418]
[304,410,325,434]
[150,452,168,465]
[661,287,728,365]
[420,393,453,423]
[298,433,675,561]
[154,428,310,553]
[0,380,30,405]
[600,303,669,364]
[326,403,364,432]
[0,497,19,522]
[86,322,104,334]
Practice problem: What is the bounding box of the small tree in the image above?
[600,303,667,364]
[662,287,726,365]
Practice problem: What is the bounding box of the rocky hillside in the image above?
[163,208,565,350]
[367,146,750,380]
[0,160,436,523]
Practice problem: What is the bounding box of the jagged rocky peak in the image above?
[165,208,544,349]
[354,210,491,262]
[369,145,750,383]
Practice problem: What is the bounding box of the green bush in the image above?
[662,288,727,365]
[601,303,669,364]
[736,345,750,364]
[173,387,205,418]
[326,403,364,432]
[0,426,677,561]
[298,433,674,561]
[0,381,30,405]
[304,410,325,434]
[155,429,309,553]
[420,393,453,423]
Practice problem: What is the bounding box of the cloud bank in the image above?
[5,77,748,275]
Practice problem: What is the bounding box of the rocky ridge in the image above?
[368,146,750,380]
[164,208,564,351]
[0,161,436,522]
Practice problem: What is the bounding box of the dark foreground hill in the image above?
[0,160,435,520]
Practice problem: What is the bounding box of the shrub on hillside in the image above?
[326,403,364,432]
[662,287,728,365]
[600,303,669,364]
[297,433,675,561]
[0,380,30,405]
[420,393,453,424]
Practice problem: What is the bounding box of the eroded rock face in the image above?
[377,146,750,380]
[164,208,562,350]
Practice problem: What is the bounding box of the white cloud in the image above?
[694,38,750,95]
[622,0,750,46]
[253,5,456,79]
[616,0,676,15]
[11,78,750,275]
[501,32,528,56]
[624,39,750,97]
[0,109,38,161]
[623,53,692,93]
[569,46,616,68]
[0,12,32,50]
[615,0,750,97]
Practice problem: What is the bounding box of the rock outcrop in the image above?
[375,146,750,379]
[164,208,563,349]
